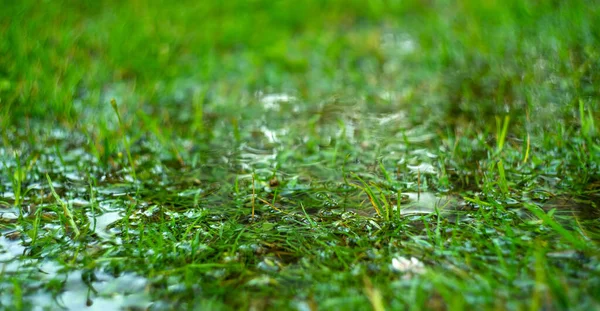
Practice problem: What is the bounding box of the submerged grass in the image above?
[1,0,600,310]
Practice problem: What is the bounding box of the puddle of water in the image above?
[33,262,150,310]
[0,234,25,262]
[541,195,600,220]
[0,209,19,224]
[399,192,459,216]
[343,192,463,218]
[89,210,122,240]
[97,185,136,197]
[258,92,296,111]
[407,163,436,175]
[60,271,149,311]
[260,126,287,144]
[1,253,151,310]
[381,32,416,54]
[237,144,278,172]
[374,112,407,126]
[69,198,90,207]
[526,194,600,241]
[65,172,85,182]
[390,256,426,279]
[2,191,15,200]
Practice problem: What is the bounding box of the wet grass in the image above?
[1,0,600,310]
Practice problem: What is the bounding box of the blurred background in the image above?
[2,0,598,130]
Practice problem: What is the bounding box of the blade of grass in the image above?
[251,173,256,219]
[300,203,317,227]
[364,277,385,311]
[496,115,510,153]
[110,99,137,183]
[524,203,588,250]
[497,160,509,195]
[12,151,23,211]
[351,173,383,218]
[46,174,80,237]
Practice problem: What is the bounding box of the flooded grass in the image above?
[2,0,600,310]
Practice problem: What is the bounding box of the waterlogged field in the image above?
[1,1,599,310]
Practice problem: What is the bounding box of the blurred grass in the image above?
[2,0,598,128]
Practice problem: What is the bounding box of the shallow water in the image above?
[399,192,461,215]
[1,51,599,309]
[1,233,150,310]
[0,235,25,262]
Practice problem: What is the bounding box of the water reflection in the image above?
[258,92,296,111]
[399,192,460,216]
[0,234,25,262]
[0,241,151,310]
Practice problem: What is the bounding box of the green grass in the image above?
[1,0,600,310]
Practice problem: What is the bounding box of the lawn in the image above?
[1,0,599,310]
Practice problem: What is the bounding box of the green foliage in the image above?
[1,0,599,310]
